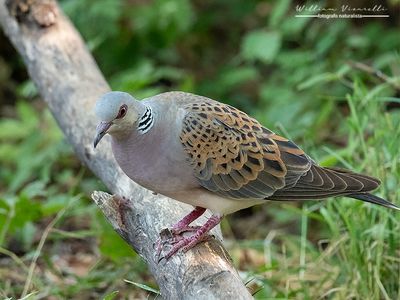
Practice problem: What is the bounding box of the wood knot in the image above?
[6,0,58,27]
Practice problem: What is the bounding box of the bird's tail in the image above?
[348,193,400,211]
[270,165,399,210]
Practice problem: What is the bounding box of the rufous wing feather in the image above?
[180,100,311,199]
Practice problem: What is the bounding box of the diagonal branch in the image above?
[0,0,252,299]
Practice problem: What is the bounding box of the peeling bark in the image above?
[0,1,252,299]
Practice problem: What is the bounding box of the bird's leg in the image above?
[170,206,206,234]
[162,214,223,260]
[155,206,206,256]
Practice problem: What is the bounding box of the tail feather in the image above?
[269,165,399,211]
[349,193,400,211]
[271,165,380,198]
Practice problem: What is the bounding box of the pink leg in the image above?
[155,207,206,257]
[163,214,222,259]
[171,206,206,233]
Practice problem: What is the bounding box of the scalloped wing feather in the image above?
[179,101,311,199]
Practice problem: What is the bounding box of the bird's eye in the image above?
[116,104,127,119]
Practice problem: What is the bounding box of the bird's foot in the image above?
[171,224,201,235]
[160,233,211,260]
[154,225,201,259]
[154,206,207,260]
[155,214,222,262]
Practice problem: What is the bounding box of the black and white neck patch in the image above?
[137,106,154,134]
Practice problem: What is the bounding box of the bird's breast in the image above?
[111,133,198,194]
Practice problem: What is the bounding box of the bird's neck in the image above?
[136,105,155,134]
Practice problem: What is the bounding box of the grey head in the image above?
[93,91,145,148]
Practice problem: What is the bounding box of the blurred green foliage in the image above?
[62,0,400,142]
[0,0,399,299]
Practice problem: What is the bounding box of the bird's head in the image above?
[93,91,143,148]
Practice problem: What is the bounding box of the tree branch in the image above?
[0,0,252,299]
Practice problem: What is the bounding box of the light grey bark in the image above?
[0,0,252,299]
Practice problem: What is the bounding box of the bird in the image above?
[93,91,399,259]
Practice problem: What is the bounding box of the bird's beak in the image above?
[94,121,112,148]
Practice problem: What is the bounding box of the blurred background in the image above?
[1,0,399,299]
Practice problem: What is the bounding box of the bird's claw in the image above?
[157,234,210,261]
[154,228,183,260]
[154,226,206,262]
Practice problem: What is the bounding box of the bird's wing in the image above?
[179,100,312,199]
